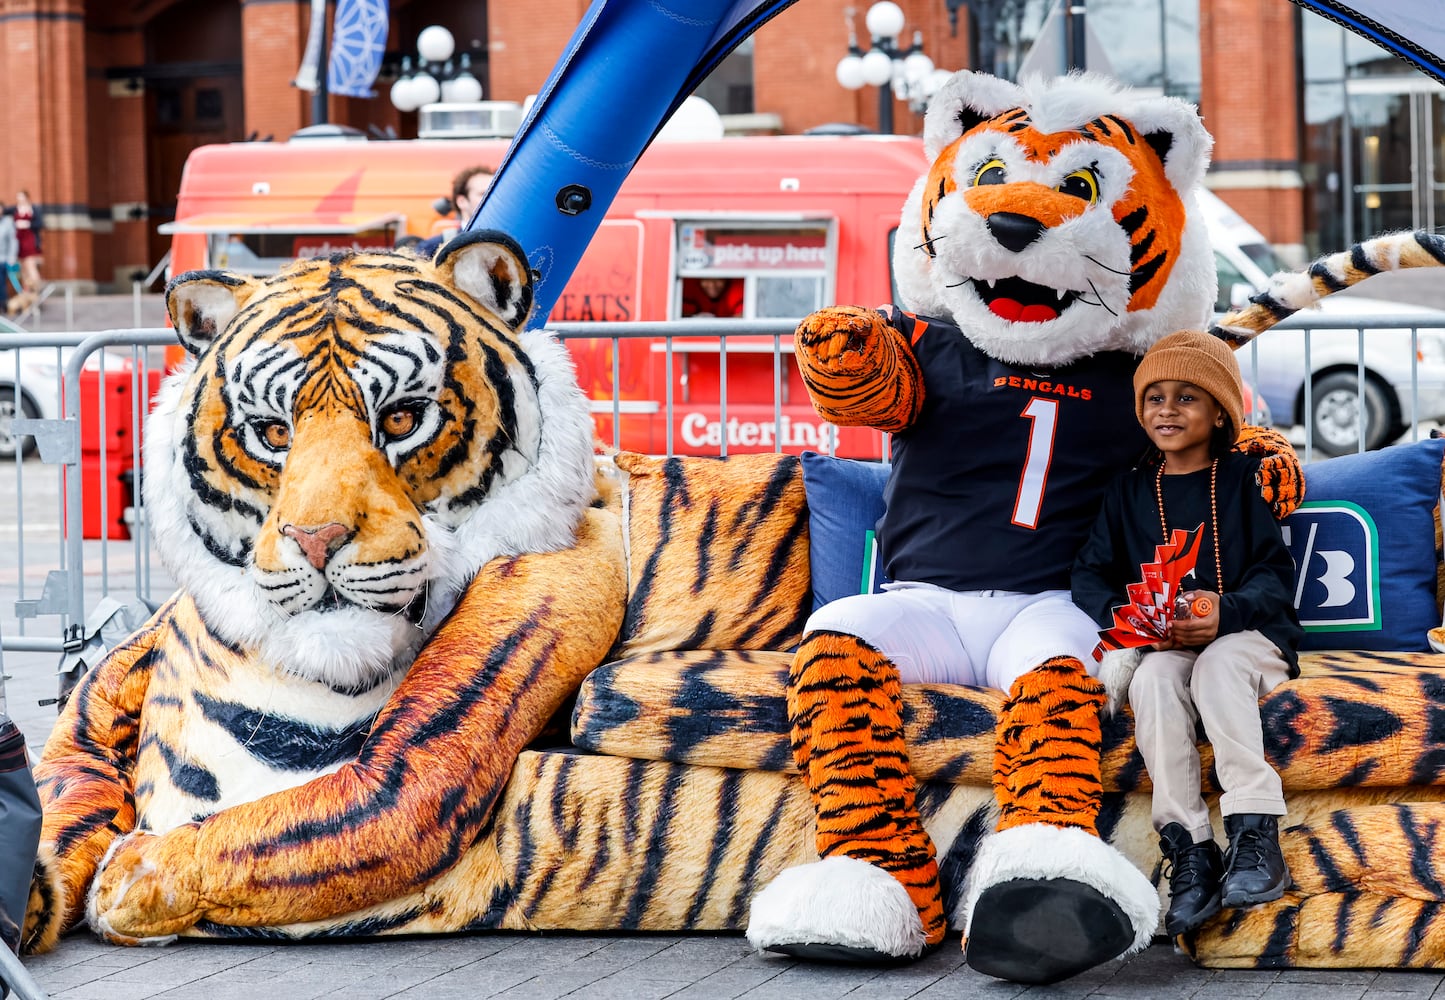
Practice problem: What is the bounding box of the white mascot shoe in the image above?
[959,824,1160,983]
[746,856,931,963]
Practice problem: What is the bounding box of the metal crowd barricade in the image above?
[3,312,1444,664]
[1233,310,1444,462]
[2,328,175,663]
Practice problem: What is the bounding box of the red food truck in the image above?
[163,131,931,458]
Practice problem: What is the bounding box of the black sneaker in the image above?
[1157,822,1224,936]
[1220,813,1290,907]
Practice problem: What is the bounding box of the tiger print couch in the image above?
[470,445,1445,971]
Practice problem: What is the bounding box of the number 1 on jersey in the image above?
[1011,397,1058,529]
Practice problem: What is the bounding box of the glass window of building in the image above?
[985,0,1199,101]
[1300,6,1444,251]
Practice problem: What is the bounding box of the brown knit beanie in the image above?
[1134,330,1244,444]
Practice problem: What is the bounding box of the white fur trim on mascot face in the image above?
[893,71,1216,368]
[146,233,596,693]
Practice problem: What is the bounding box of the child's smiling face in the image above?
[1141,379,1225,470]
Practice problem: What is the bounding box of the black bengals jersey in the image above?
[880,310,1148,594]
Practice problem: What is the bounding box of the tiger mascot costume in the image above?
[745,71,1302,982]
[22,232,627,951]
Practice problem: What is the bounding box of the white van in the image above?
[1200,190,1445,455]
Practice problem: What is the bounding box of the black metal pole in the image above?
[878,80,894,134]
[1066,0,1087,72]
[312,0,330,125]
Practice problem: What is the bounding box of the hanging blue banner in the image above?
[328,0,390,98]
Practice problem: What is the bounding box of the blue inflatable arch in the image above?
[465,0,800,328]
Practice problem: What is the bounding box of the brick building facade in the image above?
[0,0,1302,289]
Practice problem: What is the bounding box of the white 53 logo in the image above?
[1281,502,1380,632]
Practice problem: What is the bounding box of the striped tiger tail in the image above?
[1210,230,1445,349]
[794,305,924,433]
[789,630,947,946]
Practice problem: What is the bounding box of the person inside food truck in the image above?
[681,276,744,318]
[415,164,496,258]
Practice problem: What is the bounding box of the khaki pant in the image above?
[1129,630,1290,842]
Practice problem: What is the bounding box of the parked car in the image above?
[0,316,63,461]
[1202,191,1445,455]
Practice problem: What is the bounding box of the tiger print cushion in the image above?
[572,650,1445,794]
[610,452,810,658]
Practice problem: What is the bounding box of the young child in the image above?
[1072,330,1303,938]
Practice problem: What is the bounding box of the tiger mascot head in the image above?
[146,232,597,690]
[896,71,1216,367]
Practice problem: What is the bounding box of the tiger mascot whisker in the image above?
[23,231,628,953]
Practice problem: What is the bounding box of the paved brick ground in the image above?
[14,929,1445,1000]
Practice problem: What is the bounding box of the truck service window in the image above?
[674,221,835,320]
[208,227,397,276]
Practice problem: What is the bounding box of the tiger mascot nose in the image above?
[254,403,424,590]
[281,522,352,570]
[986,212,1046,253]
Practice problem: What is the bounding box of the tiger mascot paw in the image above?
[795,304,891,368]
[85,829,201,946]
[746,856,931,963]
[959,825,1158,984]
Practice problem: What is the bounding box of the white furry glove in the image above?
[1096,647,1144,716]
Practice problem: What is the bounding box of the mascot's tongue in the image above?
[988,298,1060,323]
[977,275,1074,323]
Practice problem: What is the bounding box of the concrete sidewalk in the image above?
[20,928,1445,1000]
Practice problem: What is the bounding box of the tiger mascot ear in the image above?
[433,229,535,329]
[165,270,262,358]
[922,70,1028,160]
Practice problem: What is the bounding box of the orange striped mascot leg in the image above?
[748,629,947,960]
[960,655,1157,983]
[746,306,944,961]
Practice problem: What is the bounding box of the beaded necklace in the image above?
[1154,458,1223,595]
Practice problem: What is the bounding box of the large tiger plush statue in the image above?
[22,233,628,951]
[744,71,1302,983]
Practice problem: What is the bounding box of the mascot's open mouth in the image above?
[968,276,1080,323]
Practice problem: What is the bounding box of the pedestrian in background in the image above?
[414,165,495,259]
[13,190,43,296]
[0,205,15,317]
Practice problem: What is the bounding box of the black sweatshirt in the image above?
[1071,451,1302,674]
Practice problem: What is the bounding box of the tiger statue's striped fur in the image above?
[23,234,628,952]
[747,70,1303,983]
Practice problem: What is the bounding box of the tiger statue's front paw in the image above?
[86,829,202,946]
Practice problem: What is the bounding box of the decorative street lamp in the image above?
[389,25,484,113]
[835,2,952,133]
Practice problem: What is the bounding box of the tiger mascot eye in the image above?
[746,71,1302,982]
[22,232,628,951]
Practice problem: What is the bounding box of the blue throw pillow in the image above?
[800,451,891,614]
[1286,437,1445,651]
